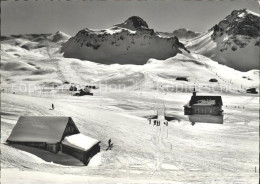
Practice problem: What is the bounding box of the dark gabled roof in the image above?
[164,115,181,122]
[190,96,222,106]
[7,116,78,144]
[146,115,158,120]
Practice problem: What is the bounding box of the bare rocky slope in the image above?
[158,28,200,40]
[186,9,260,71]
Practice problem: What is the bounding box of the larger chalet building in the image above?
[184,89,223,116]
[7,116,100,165]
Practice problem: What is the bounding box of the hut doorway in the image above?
[46,144,57,153]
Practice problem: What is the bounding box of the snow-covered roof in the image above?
[183,102,191,108]
[62,133,100,152]
[7,116,78,143]
[190,96,222,106]
[146,115,158,120]
[193,99,216,106]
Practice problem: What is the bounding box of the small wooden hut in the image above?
[7,116,100,165]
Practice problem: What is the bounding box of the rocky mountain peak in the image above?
[114,16,149,31]
[61,16,190,65]
[124,16,149,29]
[212,9,260,38]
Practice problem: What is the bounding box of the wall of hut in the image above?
[62,144,100,165]
[192,106,222,116]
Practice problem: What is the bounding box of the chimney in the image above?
[192,87,196,96]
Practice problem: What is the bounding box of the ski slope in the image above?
[1,28,259,183]
[1,91,259,183]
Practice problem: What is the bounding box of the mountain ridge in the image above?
[186,8,259,71]
[60,16,190,65]
[158,28,201,40]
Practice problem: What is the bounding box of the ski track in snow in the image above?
[1,30,259,183]
[1,92,259,183]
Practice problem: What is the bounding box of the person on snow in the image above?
[52,103,54,110]
[106,139,113,151]
[157,120,160,126]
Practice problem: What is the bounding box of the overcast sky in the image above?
[1,0,259,36]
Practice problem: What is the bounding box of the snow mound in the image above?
[88,152,102,167]
[1,60,36,71]
[62,133,100,151]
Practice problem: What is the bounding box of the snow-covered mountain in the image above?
[1,31,70,51]
[1,10,259,88]
[48,31,71,43]
[158,28,200,40]
[1,8,260,184]
[0,31,70,84]
[60,16,189,65]
[186,9,260,71]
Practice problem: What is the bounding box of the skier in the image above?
[52,103,54,110]
[106,139,113,151]
[157,121,161,126]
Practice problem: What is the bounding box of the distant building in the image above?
[246,88,258,94]
[72,88,93,96]
[7,116,100,165]
[209,78,218,82]
[184,88,223,116]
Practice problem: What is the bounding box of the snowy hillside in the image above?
[54,53,259,95]
[1,25,259,95]
[2,43,259,96]
[60,16,190,65]
[1,11,259,184]
[186,9,260,71]
[1,31,70,50]
[2,82,259,183]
